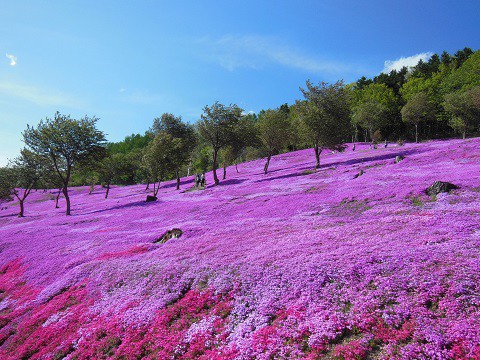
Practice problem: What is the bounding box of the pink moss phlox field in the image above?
[1,138,480,359]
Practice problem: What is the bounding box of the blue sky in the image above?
[1,0,479,165]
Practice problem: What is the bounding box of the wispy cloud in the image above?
[382,52,433,73]
[6,53,17,66]
[0,81,84,108]
[198,34,356,75]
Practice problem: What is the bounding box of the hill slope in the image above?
[1,139,480,359]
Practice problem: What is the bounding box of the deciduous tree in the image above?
[443,87,480,139]
[197,102,242,185]
[352,100,389,143]
[297,80,350,168]
[143,132,180,197]
[257,108,290,174]
[0,150,45,217]
[401,93,435,143]
[150,113,197,190]
[22,112,106,215]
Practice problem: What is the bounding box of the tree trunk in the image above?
[415,123,419,143]
[63,187,71,216]
[462,130,466,140]
[314,145,321,169]
[223,163,227,180]
[264,154,272,175]
[212,150,219,185]
[18,199,24,218]
[153,181,157,196]
[105,181,110,199]
[176,170,180,190]
[145,180,150,191]
[235,162,239,173]
[55,188,62,208]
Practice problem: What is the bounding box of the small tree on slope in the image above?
[22,112,106,215]
[257,108,290,174]
[0,149,45,217]
[297,80,350,169]
[197,102,242,185]
[150,113,197,190]
[401,93,435,143]
[143,132,180,197]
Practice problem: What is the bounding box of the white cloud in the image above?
[6,53,17,66]
[119,88,127,93]
[0,81,83,108]
[382,52,433,73]
[199,35,354,75]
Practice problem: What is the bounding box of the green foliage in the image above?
[197,102,243,185]
[107,133,152,154]
[10,149,46,190]
[257,108,291,174]
[441,50,480,94]
[150,113,197,187]
[197,102,243,152]
[352,100,389,141]
[410,54,441,79]
[401,65,451,104]
[22,112,106,215]
[297,80,351,168]
[191,145,212,174]
[373,67,408,95]
[350,82,401,140]
[143,132,182,195]
[287,103,310,150]
[351,83,398,110]
[0,149,46,216]
[443,87,480,138]
[0,167,14,201]
[94,147,145,186]
[23,112,106,178]
[98,153,131,183]
[221,112,259,170]
[151,113,197,152]
[401,93,435,142]
[257,108,290,155]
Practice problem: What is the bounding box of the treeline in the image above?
[1,47,479,217]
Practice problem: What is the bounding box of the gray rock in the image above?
[395,155,405,163]
[146,195,157,202]
[425,181,459,196]
[154,228,183,243]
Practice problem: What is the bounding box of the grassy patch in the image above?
[411,196,424,207]
[327,198,372,217]
[301,169,315,175]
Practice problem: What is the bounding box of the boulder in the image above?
[395,155,405,163]
[425,181,459,196]
[154,228,183,243]
[146,195,157,202]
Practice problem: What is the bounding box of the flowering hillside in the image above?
[1,138,480,359]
